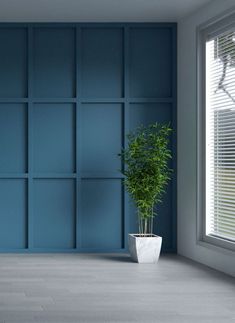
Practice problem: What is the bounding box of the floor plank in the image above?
[0,254,234,323]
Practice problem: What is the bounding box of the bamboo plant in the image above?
[119,123,172,236]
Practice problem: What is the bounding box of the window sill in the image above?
[197,235,235,255]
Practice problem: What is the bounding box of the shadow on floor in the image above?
[95,254,133,263]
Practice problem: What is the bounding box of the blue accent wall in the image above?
[0,23,177,253]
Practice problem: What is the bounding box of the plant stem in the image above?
[139,213,143,236]
[144,219,147,236]
[150,206,154,236]
[138,209,141,235]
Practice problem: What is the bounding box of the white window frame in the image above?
[197,11,235,253]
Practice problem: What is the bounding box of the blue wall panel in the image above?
[34,28,75,98]
[81,103,122,173]
[0,28,27,97]
[130,103,172,128]
[81,28,123,98]
[0,104,27,173]
[129,28,172,98]
[0,180,27,248]
[33,179,75,248]
[81,179,123,249]
[0,23,176,252]
[33,103,75,173]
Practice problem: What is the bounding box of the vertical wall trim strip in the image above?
[76,26,82,249]
[171,25,177,252]
[123,26,130,249]
[27,27,33,249]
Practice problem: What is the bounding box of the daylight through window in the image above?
[205,28,235,242]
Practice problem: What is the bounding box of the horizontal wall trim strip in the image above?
[128,98,173,103]
[81,98,125,103]
[80,172,125,178]
[0,23,177,28]
[0,174,29,178]
[0,97,174,103]
[0,173,125,179]
[32,174,77,179]
[0,98,28,103]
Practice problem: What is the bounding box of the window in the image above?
[198,14,235,251]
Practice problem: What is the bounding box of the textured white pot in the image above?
[128,234,162,263]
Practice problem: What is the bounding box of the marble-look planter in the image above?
[128,234,162,263]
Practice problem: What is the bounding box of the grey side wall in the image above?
[178,0,235,277]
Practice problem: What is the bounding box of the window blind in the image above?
[206,28,235,242]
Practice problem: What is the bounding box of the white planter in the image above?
[128,234,162,263]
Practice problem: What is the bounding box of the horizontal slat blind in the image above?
[206,29,235,242]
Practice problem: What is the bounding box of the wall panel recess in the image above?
[33,28,75,98]
[0,179,27,249]
[0,103,27,173]
[0,28,27,98]
[0,23,176,252]
[81,28,123,98]
[81,179,123,249]
[129,28,172,98]
[33,179,75,249]
[81,103,123,174]
[33,103,75,173]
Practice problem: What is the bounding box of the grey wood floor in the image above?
[0,254,234,323]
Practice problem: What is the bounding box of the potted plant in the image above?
[119,123,172,263]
